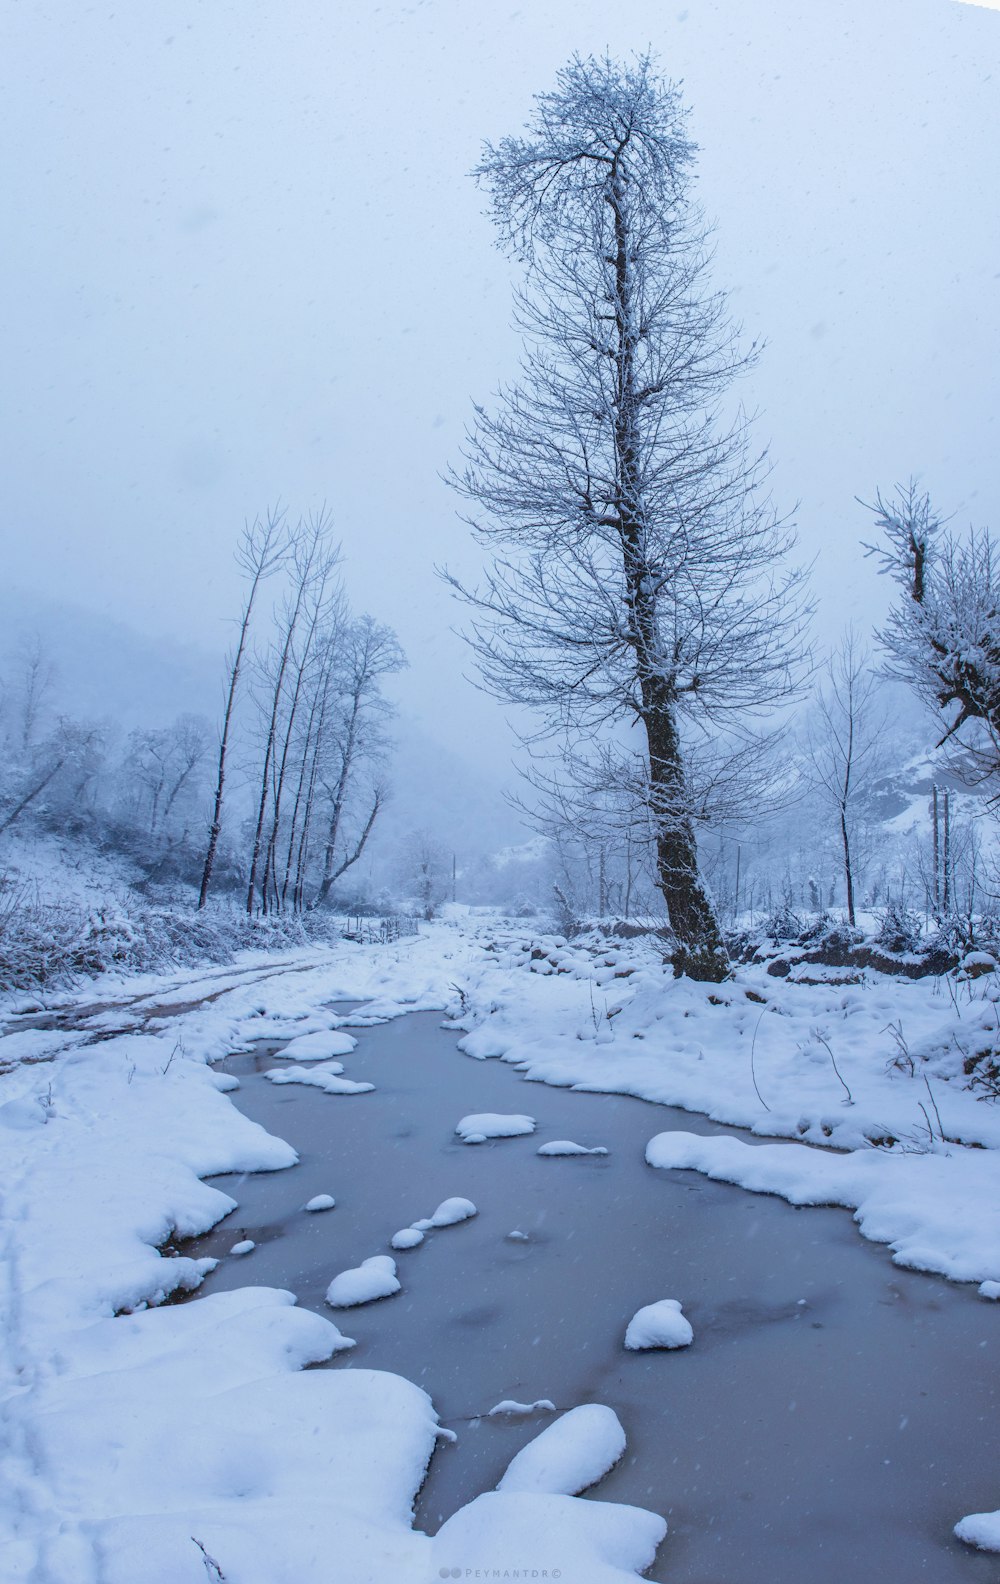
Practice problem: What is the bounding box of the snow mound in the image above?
[433,1491,666,1584]
[456,1112,535,1141]
[325,1255,400,1308]
[392,1198,476,1249]
[275,1030,358,1060]
[391,1228,424,1250]
[980,1281,1000,1301]
[537,1140,608,1156]
[497,1403,626,1495]
[955,1509,1000,1552]
[266,1064,374,1095]
[428,1196,478,1226]
[0,1094,51,1129]
[489,1399,556,1417]
[624,1299,693,1351]
[304,1194,335,1212]
[229,1240,255,1256]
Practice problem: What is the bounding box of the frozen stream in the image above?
[184,1009,999,1583]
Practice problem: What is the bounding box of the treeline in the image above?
[0,509,404,914]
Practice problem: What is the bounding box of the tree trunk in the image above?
[840,807,856,926]
[199,515,282,909]
[607,163,726,979]
[312,790,382,908]
[643,682,726,973]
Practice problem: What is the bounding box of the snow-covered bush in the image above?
[873,903,923,955]
[0,890,344,995]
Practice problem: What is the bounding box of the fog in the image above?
[3,0,998,786]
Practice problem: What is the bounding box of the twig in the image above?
[750,1009,771,1111]
[161,1040,181,1075]
[191,1538,226,1582]
[923,1075,945,1140]
[814,1032,854,1106]
[917,1101,936,1147]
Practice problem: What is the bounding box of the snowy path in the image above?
[2,922,999,1581]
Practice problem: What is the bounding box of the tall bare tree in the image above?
[447,54,808,978]
[199,510,287,908]
[245,514,339,914]
[805,629,887,926]
[313,616,404,907]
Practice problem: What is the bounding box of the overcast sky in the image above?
[2,0,998,780]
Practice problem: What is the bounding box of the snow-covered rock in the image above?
[456,1112,535,1141]
[230,1239,256,1256]
[955,1508,1000,1552]
[325,1255,400,1308]
[274,1029,358,1060]
[624,1299,693,1351]
[391,1228,425,1250]
[427,1196,477,1226]
[497,1404,626,1495]
[304,1194,336,1212]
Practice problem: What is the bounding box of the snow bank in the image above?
[325,1254,400,1308]
[0,923,677,1584]
[646,1131,1000,1284]
[498,1403,626,1495]
[432,1491,666,1584]
[624,1299,693,1350]
[456,1112,535,1141]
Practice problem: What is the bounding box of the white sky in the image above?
[2,0,998,780]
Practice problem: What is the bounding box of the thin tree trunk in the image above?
[841,808,856,926]
[312,790,382,907]
[932,785,940,913]
[314,700,360,904]
[199,514,283,909]
[943,789,951,914]
[247,636,297,915]
[0,759,64,836]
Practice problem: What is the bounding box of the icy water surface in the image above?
[186,1010,1000,1584]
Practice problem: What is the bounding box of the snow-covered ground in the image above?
[1,913,998,1576]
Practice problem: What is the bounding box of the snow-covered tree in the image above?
[447,54,809,978]
[312,616,404,909]
[868,481,1000,790]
